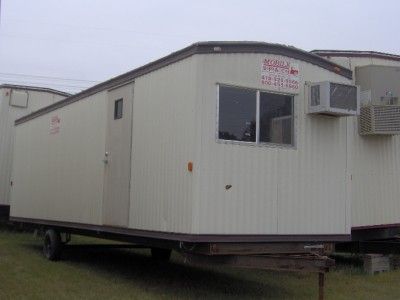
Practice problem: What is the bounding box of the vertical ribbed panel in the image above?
[10,92,107,225]
[326,56,400,228]
[0,89,66,206]
[129,57,197,233]
[0,90,12,206]
[195,53,350,235]
[351,58,400,228]
[350,115,400,227]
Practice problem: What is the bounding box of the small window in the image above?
[218,86,256,142]
[260,92,293,145]
[114,99,123,119]
[10,90,28,108]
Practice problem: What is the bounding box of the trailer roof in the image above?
[0,84,71,97]
[311,50,400,62]
[15,41,352,125]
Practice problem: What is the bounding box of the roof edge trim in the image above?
[311,50,400,62]
[16,42,352,125]
[0,84,71,97]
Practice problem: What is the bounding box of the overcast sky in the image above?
[0,0,399,93]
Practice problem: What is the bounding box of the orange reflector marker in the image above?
[188,161,193,172]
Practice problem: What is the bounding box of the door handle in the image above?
[103,152,109,164]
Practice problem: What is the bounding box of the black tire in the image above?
[151,248,171,262]
[43,229,62,261]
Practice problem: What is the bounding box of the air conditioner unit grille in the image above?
[330,83,358,111]
[359,105,400,135]
[360,107,373,134]
[310,85,320,106]
[308,81,359,116]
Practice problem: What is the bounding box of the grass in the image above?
[0,228,399,299]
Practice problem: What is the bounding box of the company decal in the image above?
[50,115,60,134]
[261,58,300,91]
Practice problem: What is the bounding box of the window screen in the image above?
[218,86,257,142]
[114,99,123,119]
[260,92,293,145]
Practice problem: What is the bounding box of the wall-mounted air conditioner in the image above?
[308,82,360,116]
[359,105,400,135]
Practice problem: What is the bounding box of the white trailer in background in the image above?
[312,50,400,250]
[0,84,70,218]
[10,42,363,297]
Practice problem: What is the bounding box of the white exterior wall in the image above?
[10,53,355,236]
[0,88,66,206]
[324,55,400,228]
[350,126,400,228]
[129,57,198,233]
[10,92,108,225]
[350,57,400,228]
[194,54,352,235]
[10,58,199,233]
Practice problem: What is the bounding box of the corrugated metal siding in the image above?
[194,53,351,235]
[326,56,400,228]
[9,53,356,236]
[0,88,66,206]
[350,57,400,228]
[129,57,198,233]
[10,92,107,225]
[350,121,400,227]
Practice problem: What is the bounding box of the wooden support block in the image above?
[390,255,400,270]
[184,253,334,273]
[363,254,390,275]
[318,273,325,300]
[192,242,334,256]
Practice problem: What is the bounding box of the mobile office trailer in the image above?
[10,43,356,282]
[312,50,400,243]
[10,42,355,240]
[0,84,70,218]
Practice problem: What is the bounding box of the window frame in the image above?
[114,98,123,120]
[216,84,296,149]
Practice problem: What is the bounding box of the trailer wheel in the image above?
[151,248,171,262]
[43,229,62,261]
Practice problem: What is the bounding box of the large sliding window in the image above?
[218,85,294,146]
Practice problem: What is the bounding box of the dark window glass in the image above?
[218,86,256,142]
[114,99,123,119]
[260,92,293,145]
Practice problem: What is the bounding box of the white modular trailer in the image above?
[312,50,400,236]
[10,42,355,243]
[0,85,70,217]
[310,50,400,71]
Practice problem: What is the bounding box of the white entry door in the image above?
[103,83,134,227]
